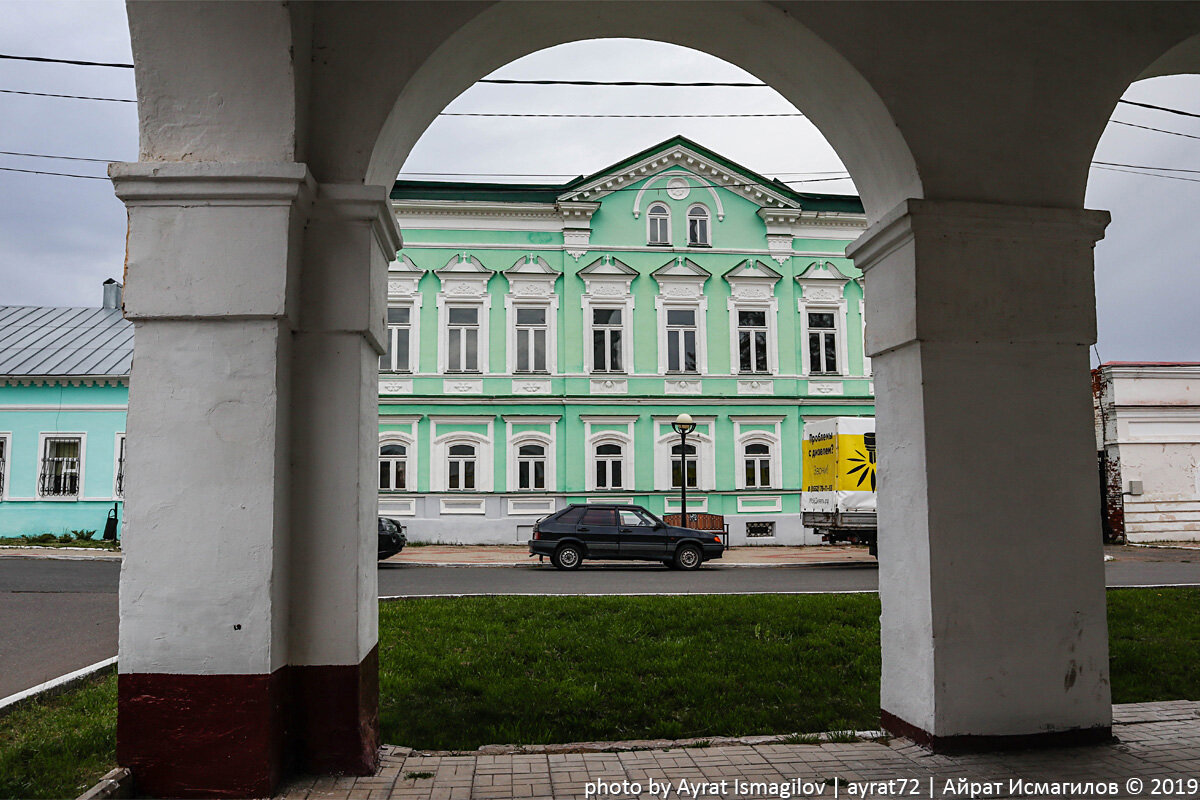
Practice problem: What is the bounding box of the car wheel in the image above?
[552,543,583,571]
[673,543,702,571]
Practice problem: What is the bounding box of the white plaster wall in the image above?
[119,320,291,675]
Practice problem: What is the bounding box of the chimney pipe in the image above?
[102,278,123,310]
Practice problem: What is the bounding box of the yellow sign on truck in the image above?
[802,417,877,552]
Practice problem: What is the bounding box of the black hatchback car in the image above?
[529,503,724,570]
[378,517,407,561]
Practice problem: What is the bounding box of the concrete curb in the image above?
[0,656,118,718]
[76,768,133,800]
[382,559,875,569]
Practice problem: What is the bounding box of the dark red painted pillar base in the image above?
[293,645,380,775]
[118,669,290,799]
[118,647,379,798]
[881,709,1113,753]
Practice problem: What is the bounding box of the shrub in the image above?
[25,533,58,544]
[57,534,73,544]
[71,530,97,541]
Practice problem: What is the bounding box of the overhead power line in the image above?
[1108,119,1200,141]
[0,149,118,163]
[0,88,135,103]
[1117,99,1200,120]
[441,111,803,118]
[478,79,768,87]
[0,165,109,180]
[0,53,133,68]
[1092,165,1200,184]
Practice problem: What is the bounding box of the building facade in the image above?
[0,280,130,538]
[380,137,874,544]
[1095,362,1200,543]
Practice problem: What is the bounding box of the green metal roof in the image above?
[391,135,864,214]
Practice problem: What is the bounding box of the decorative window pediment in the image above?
[505,254,562,298]
[579,255,638,297]
[796,260,852,304]
[436,253,494,298]
[724,259,782,300]
[651,257,710,300]
[387,254,424,299]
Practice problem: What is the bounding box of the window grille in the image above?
[40,437,81,497]
[746,521,775,538]
[115,436,126,498]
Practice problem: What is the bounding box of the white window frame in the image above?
[379,434,414,493]
[662,305,701,374]
[655,298,708,375]
[858,279,872,376]
[732,305,775,375]
[653,419,715,491]
[113,432,126,499]
[36,432,85,501]
[430,421,493,493]
[508,302,554,374]
[686,203,711,247]
[732,418,784,491]
[512,436,551,492]
[588,305,630,374]
[380,304,416,373]
[797,269,850,378]
[803,307,844,376]
[743,441,773,489]
[647,202,671,246]
[581,416,637,492]
[444,305,483,373]
[0,433,10,501]
[591,437,629,492]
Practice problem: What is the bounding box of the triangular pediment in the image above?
[558,136,801,212]
[579,255,638,276]
[651,257,711,281]
[436,253,493,275]
[796,260,854,281]
[505,255,561,275]
[389,254,424,273]
[723,259,782,283]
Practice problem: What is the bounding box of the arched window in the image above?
[744,442,771,489]
[516,443,547,491]
[595,442,624,490]
[687,205,710,246]
[447,443,477,490]
[647,203,671,245]
[671,442,698,489]
[379,443,407,491]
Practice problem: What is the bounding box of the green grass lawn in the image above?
[2,588,1198,799]
[0,672,117,800]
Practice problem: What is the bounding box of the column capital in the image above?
[846,198,1110,271]
[109,161,315,207]
[311,183,403,261]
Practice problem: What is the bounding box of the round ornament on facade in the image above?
[667,177,690,200]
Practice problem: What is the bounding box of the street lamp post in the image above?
[671,412,697,529]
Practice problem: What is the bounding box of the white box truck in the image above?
[801,417,878,555]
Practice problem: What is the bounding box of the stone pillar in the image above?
[111,162,312,797]
[847,200,1112,749]
[287,184,399,774]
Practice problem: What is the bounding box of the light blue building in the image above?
[0,280,131,538]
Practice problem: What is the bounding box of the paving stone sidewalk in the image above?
[279,701,1200,800]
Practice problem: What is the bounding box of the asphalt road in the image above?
[3,550,1198,698]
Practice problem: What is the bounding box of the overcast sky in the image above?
[2,1,1198,364]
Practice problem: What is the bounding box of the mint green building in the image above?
[380,137,874,544]
[0,281,130,538]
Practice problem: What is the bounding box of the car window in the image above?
[636,509,661,526]
[580,508,617,526]
[554,507,586,525]
[618,510,644,527]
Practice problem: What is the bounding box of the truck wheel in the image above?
[673,544,702,571]
[552,543,583,571]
